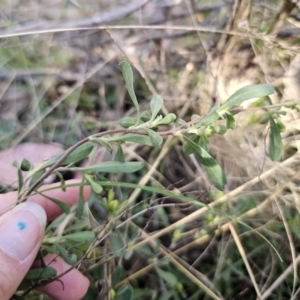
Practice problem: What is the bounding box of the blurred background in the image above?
[1,0,300,299]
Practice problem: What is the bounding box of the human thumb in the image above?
[0,202,46,299]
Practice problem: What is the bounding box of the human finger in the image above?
[0,202,46,299]
[36,254,90,300]
[0,180,91,220]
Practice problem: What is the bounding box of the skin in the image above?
[0,179,91,300]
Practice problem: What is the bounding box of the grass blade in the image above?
[269,115,283,161]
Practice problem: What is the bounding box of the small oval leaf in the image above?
[156,113,176,125]
[20,158,33,171]
[145,129,163,147]
[141,111,151,122]
[119,117,139,128]
[85,174,103,194]
[150,95,164,121]
[108,134,159,147]
[116,285,133,300]
[119,61,140,119]
[109,234,126,257]
[155,267,177,286]
[63,231,95,243]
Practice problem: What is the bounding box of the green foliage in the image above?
[13,61,296,299]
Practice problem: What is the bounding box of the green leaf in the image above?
[119,61,140,122]
[117,285,133,300]
[56,244,77,266]
[155,113,176,125]
[108,134,156,146]
[145,128,163,147]
[155,267,177,286]
[150,95,164,121]
[43,143,93,169]
[188,106,220,130]
[112,266,125,288]
[217,84,275,113]
[20,158,32,171]
[119,117,139,128]
[76,179,87,218]
[211,125,227,135]
[200,134,209,152]
[226,112,236,129]
[109,234,126,257]
[63,231,95,243]
[53,171,66,191]
[183,135,200,155]
[73,161,144,173]
[29,169,45,186]
[114,145,125,162]
[141,111,151,122]
[17,167,23,194]
[276,119,286,133]
[40,193,71,215]
[25,267,56,280]
[269,115,283,161]
[85,174,103,194]
[90,138,112,153]
[259,114,270,124]
[183,136,227,190]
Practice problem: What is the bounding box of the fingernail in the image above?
[0,202,46,262]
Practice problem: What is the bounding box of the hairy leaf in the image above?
[119,61,140,121]
[150,95,164,121]
[119,117,139,128]
[108,134,159,147]
[63,231,95,243]
[114,145,125,162]
[217,84,274,113]
[145,128,163,147]
[43,143,93,169]
[85,174,103,194]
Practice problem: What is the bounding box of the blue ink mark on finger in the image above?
[18,221,26,230]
